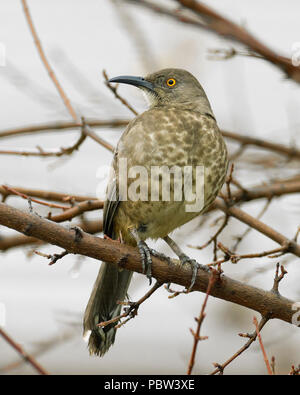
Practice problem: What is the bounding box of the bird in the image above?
[83,68,228,356]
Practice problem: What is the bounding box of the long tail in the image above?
[83,260,133,356]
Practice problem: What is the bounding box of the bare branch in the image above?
[103,70,138,116]
[0,328,49,375]
[213,198,300,258]
[20,0,114,152]
[98,280,162,329]
[187,270,217,375]
[221,130,300,160]
[124,0,300,83]
[1,185,70,210]
[210,316,269,375]
[253,316,273,375]
[0,202,298,326]
[0,219,102,252]
[0,186,95,203]
[0,119,128,140]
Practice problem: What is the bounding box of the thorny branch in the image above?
[187,269,218,375]
[0,202,298,327]
[210,262,288,375]
[210,315,269,375]
[98,281,162,330]
[1,176,300,257]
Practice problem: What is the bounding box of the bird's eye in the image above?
[166,78,176,87]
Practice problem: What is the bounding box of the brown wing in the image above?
[103,178,119,238]
[102,117,139,238]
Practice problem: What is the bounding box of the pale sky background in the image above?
[0,0,299,374]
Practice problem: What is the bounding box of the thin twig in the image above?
[214,199,300,258]
[232,197,272,252]
[175,0,300,83]
[253,316,273,375]
[1,185,70,210]
[20,0,113,152]
[48,200,103,223]
[272,262,288,295]
[20,0,77,120]
[211,261,287,375]
[212,242,290,265]
[187,270,217,375]
[125,0,300,83]
[34,249,69,265]
[0,119,128,139]
[0,328,49,375]
[0,185,95,203]
[103,70,138,116]
[270,356,276,375]
[98,280,162,329]
[188,214,229,251]
[210,316,269,375]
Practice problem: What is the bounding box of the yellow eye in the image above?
[166,78,176,87]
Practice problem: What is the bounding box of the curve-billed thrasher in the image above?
[83,68,228,356]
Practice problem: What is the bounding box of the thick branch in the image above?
[0,202,297,326]
[1,178,299,254]
[0,219,102,251]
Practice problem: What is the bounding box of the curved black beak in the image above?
[108,75,154,91]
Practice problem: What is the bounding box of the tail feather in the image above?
[83,262,132,356]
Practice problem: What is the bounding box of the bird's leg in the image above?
[163,235,200,290]
[129,227,152,284]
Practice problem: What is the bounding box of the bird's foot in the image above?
[137,240,152,285]
[179,254,200,291]
[149,249,172,265]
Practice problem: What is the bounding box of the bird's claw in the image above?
[137,241,152,285]
[149,248,172,265]
[179,254,200,291]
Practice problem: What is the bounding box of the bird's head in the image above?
[108,68,214,116]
